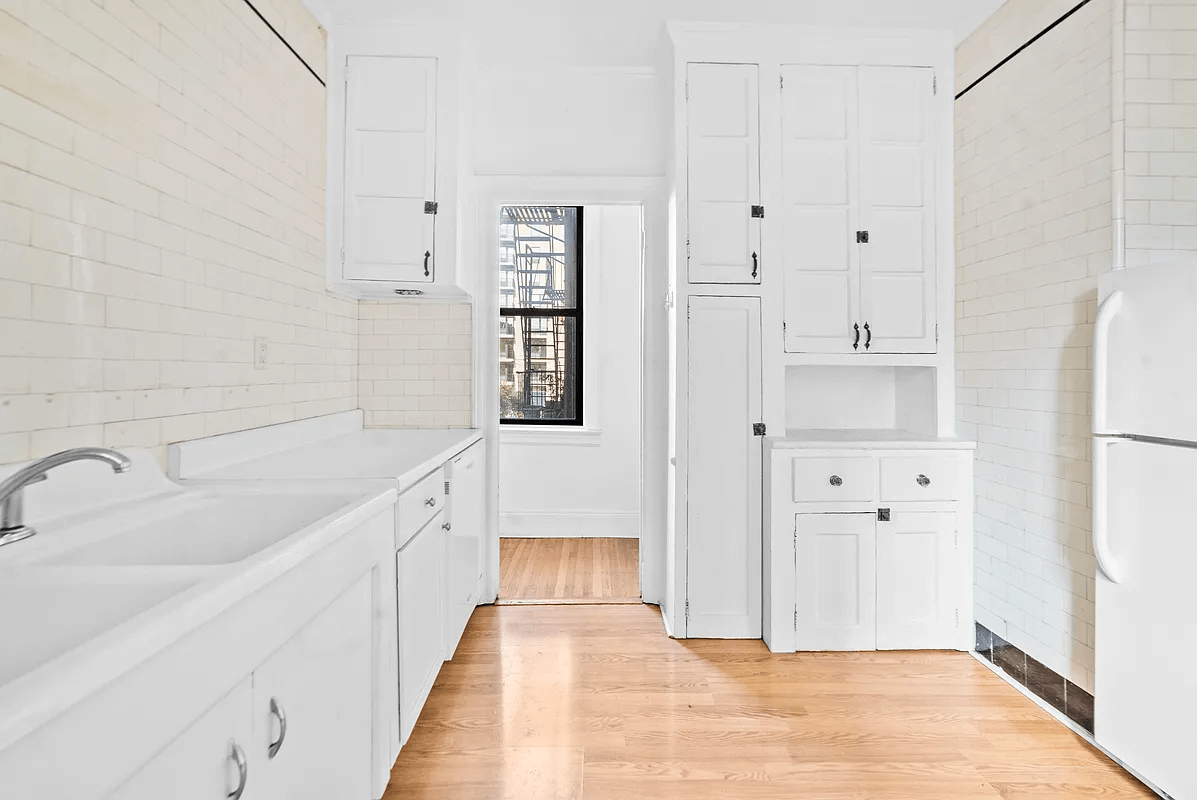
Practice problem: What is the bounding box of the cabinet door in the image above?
[686,296,762,637]
[344,56,437,283]
[251,574,373,800]
[781,65,862,354]
[858,66,936,354]
[397,510,445,742]
[445,441,485,659]
[875,511,956,650]
[686,63,762,285]
[109,679,253,800]
[795,513,876,650]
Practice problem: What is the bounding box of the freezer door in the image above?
[1096,439,1197,799]
[1098,262,1197,440]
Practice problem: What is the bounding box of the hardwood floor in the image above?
[386,604,1153,800]
[498,538,639,603]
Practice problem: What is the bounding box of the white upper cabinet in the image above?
[343,56,438,285]
[782,65,936,355]
[686,64,762,285]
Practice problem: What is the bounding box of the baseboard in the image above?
[499,511,639,538]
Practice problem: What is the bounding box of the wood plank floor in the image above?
[386,604,1153,800]
[498,538,639,603]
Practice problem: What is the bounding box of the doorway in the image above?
[494,203,644,605]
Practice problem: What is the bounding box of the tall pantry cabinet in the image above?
[666,25,967,648]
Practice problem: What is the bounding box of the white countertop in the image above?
[768,429,977,450]
[180,428,484,491]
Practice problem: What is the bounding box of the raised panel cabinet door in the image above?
[344,56,437,283]
[445,441,485,659]
[781,65,862,354]
[251,574,374,800]
[397,510,445,743]
[794,513,876,651]
[858,66,937,354]
[686,63,762,285]
[875,511,956,650]
[686,296,762,637]
[108,679,253,800]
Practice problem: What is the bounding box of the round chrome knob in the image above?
[425,496,436,507]
[916,474,931,487]
[442,522,451,531]
[829,475,843,487]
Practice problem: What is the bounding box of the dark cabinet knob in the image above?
[829,475,843,487]
[917,474,931,487]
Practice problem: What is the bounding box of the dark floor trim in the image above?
[956,0,1093,101]
[975,621,1094,732]
[239,0,326,87]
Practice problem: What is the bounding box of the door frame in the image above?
[468,176,669,607]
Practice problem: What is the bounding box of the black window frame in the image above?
[498,206,584,427]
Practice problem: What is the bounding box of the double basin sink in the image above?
[0,486,373,693]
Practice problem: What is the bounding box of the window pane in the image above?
[498,206,579,310]
[499,315,578,422]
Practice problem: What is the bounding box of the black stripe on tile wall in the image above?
[956,0,1094,100]
[975,622,1095,732]
[240,0,326,87]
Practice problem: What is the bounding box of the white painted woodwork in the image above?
[858,66,937,354]
[108,679,254,800]
[252,575,373,800]
[398,466,446,548]
[780,65,936,355]
[875,511,956,650]
[343,56,437,283]
[685,296,762,638]
[397,510,445,743]
[878,455,958,502]
[781,65,860,353]
[686,64,762,285]
[794,513,876,651]
[791,456,873,503]
[444,441,485,659]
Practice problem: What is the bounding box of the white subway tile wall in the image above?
[1125,0,1197,266]
[956,0,1112,692]
[358,302,472,428]
[0,0,358,465]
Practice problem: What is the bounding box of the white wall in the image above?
[0,0,356,466]
[499,205,643,538]
[955,0,1112,691]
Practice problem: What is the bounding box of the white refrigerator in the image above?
[1093,261,1197,800]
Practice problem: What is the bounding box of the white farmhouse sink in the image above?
[35,492,363,567]
[0,571,202,687]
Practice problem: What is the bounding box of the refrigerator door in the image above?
[1095,438,1196,799]
[1098,262,1197,441]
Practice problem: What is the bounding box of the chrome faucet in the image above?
[0,447,132,547]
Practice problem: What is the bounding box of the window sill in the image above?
[499,427,602,446]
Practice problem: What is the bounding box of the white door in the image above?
[1096,439,1197,800]
[445,441,485,659]
[875,511,955,649]
[397,510,445,742]
[252,575,373,800]
[858,66,936,354]
[781,65,861,354]
[109,679,253,800]
[344,56,437,283]
[795,513,876,651]
[685,296,762,637]
[686,63,762,285]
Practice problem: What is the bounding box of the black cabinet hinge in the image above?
[424,201,439,215]
[753,423,766,436]
[751,205,765,219]
[877,508,890,522]
[856,230,869,244]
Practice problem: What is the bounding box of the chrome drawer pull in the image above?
[916,474,931,487]
[268,697,287,759]
[829,475,843,487]
[228,741,248,799]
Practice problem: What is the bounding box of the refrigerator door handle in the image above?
[1093,436,1125,583]
[1093,289,1124,435]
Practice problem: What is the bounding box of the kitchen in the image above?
[0,0,1190,797]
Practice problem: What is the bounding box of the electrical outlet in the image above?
[254,337,268,369]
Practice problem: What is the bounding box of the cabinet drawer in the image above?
[397,467,446,549]
[791,457,873,502]
[879,456,958,502]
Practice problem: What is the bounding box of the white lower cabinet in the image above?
[794,513,876,651]
[397,510,445,744]
[444,441,485,659]
[875,511,956,650]
[109,575,374,800]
